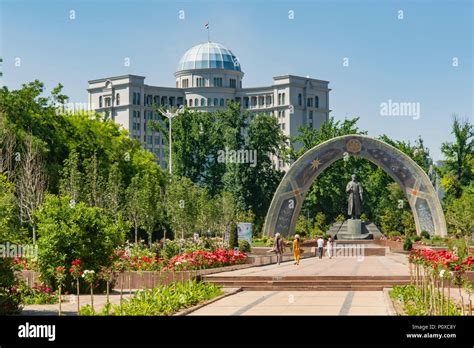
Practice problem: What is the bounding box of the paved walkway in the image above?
[189,290,393,315]
[205,252,409,278]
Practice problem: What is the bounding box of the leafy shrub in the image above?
[0,258,22,315]
[421,230,430,239]
[413,235,422,242]
[36,195,127,292]
[388,231,401,238]
[403,238,413,251]
[265,237,275,247]
[80,280,223,316]
[20,282,58,305]
[238,240,251,253]
[390,285,460,316]
[335,214,346,223]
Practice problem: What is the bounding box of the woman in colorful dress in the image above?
[293,234,301,265]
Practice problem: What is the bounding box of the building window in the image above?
[189,99,193,107]
[298,93,302,106]
[282,93,286,105]
[278,93,281,105]
[154,96,159,105]
[213,77,223,87]
[268,95,273,105]
[307,98,313,107]
[219,98,225,107]
[99,96,103,108]
[229,79,236,88]
[213,98,218,106]
[208,98,212,106]
[116,93,120,106]
[105,97,111,107]
[194,98,198,106]
[315,96,319,108]
[182,79,189,88]
[196,77,205,87]
[201,98,206,106]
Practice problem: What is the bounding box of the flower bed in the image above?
[113,248,247,272]
[20,283,59,305]
[79,280,223,316]
[407,249,473,315]
[163,249,247,272]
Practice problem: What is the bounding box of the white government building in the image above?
[87,42,331,170]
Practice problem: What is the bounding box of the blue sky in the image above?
[1,0,472,161]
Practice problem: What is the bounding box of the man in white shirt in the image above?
[317,237,325,259]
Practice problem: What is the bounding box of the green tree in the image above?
[166,176,199,239]
[0,174,23,243]
[445,186,474,236]
[125,175,145,244]
[36,195,126,290]
[440,116,473,199]
[228,221,238,249]
[105,162,123,218]
[141,172,165,245]
[60,149,83,203]
[83,153,105,208]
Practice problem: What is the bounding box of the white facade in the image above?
[87,42,331,170]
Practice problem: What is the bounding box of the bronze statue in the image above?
[346,174,363,219]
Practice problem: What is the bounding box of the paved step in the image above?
[202,275,410,291]
[203,275,410,281]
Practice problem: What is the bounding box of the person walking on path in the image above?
[327,236,334,259]
[316,236,324,259]
[293,234,301,265]
[273,233,285,265]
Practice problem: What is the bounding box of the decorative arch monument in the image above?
[264,135,447,237]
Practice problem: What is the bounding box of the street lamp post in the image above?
[162,105,184,175]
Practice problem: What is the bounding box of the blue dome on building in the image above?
[176,42,242,72]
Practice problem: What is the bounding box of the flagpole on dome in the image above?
[205,21,210,42]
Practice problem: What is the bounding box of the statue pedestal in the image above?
[347,219,362,236]
[335,219,365,240]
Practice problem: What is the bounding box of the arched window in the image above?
[298,93,302,106]
[116,93,120,106]
[208,98,212,106]
[201,98,206,106]
[194,98,198,106]
[220,98,225,107]
[189,99,193,107]
[315,96,319,108]
[282,93,286,105]
[214,98,218,106]
[99,96,103,108]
